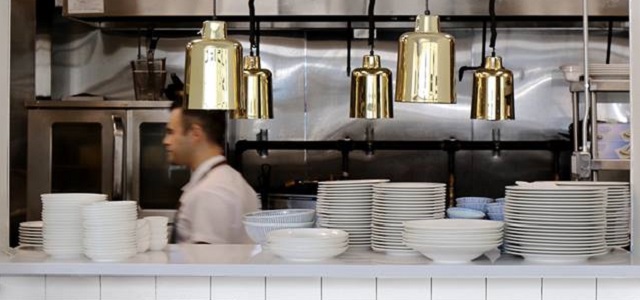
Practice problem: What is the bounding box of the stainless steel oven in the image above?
[26,101,189,220]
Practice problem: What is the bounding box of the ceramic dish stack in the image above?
[41,193,107,258]
[266,228,349,261]
[83,201,138,262]
[553,181,630,248]
[403,219,503,263]
[504,185,608,263]
[19,221,43,247]
[316,179,389,248]
[371,182,446,255]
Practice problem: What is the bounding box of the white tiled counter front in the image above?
[1,245,640,300]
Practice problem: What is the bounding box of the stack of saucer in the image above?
[371,182,446,255]
[42,193,107,258]
[316,179,389,248]
[83,201,138,262]
[136,219,150,253]
[19,221,43,247]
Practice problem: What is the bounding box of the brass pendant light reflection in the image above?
[471,56,514,120]
[350,55,393,119]
[395,15,456,104]
[234,56,274,119]
[184,21,243,110]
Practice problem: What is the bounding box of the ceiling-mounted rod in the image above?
[489,0,497,56]
[368,0,376,55]
[213,0,217,19]
[581,0,591,155]
[425,0,430,15]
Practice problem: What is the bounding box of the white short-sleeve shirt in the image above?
[175,155,260,244]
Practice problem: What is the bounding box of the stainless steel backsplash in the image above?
[50,24,630,197]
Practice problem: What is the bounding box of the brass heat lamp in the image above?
[471,0,515,121]
[350,55,393,119]
[395,14,456,104]
[234,0,274,119]
[349,0,393,119]
[471,56,514,120]
[184,21,243,110]
[234,56,274,119]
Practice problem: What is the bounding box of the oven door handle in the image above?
[112,115,125,200]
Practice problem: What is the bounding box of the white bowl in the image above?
[404,219,504,231]
[244,221,315,244]
[268,245,348,261]
[244,209,316,224]
[268,228,348,241]
[268,240,349,250]
[406,243,500,263]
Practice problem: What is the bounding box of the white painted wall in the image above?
[631,0,640,256]
[0,0,11,252]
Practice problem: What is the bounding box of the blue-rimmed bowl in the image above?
[486,203,504,214]
[446,207,486,219]
[487,213,504,221]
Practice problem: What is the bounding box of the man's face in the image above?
[163,108,192,166]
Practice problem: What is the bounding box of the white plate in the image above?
[374,182,445,189]
[319,179,389,185]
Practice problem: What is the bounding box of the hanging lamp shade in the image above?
[184,21,243,110]
[350,55,393,119]
[234,56,274,119]
[395,15,456,104]
[471,56,515,120]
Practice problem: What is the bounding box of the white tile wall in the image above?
[377,278,430,300]
[597,278,640,300]
[156,276,210,300]
[432,278,485,300]
[100,276,156,300]
[322,278,376,300]
[46,276,100,300]
[212,277,265,300]
[266,277,321,300]
[0,276,45,300]
[487,278,541,300]
[542,278,596,300]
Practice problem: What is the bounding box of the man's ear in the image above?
[188,123,205,142]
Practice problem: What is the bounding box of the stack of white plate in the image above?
[371,182,446,255]
[403,219,503,263]
[83,201,138,262]
[504,185,608,263]
[553,181,630,248]
[41,193,107,258]
[19,221,43,247]
[316,179,389,248]
[266,228,349,261]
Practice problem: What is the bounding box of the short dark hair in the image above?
[171,100,226,146]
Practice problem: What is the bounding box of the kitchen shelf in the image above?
[26,100,172,109]
[570,80,630,93]
[592,159,630,171]
[1,244,639,278]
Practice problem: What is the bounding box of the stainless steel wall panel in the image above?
[64,0,629,17]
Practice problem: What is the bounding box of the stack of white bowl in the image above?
[243,209,316,244]
[144,216,169,251]
[504,185,608,263]
[316,179,389,249]
[403,219,504,263]
[83,201,138,262]
[372,182,446,255]
[266,228,349,261]
[41,193,107,258]
[136,219,151,253]
[19,221,43,247]
[553,181,630,248]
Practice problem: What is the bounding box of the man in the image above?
[163,101,259,244]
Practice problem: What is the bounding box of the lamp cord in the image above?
[425,0,430,15]
[489,0,497,57]
[213,0,217,20]
[368,0,376,55]
[249,0,257,56]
